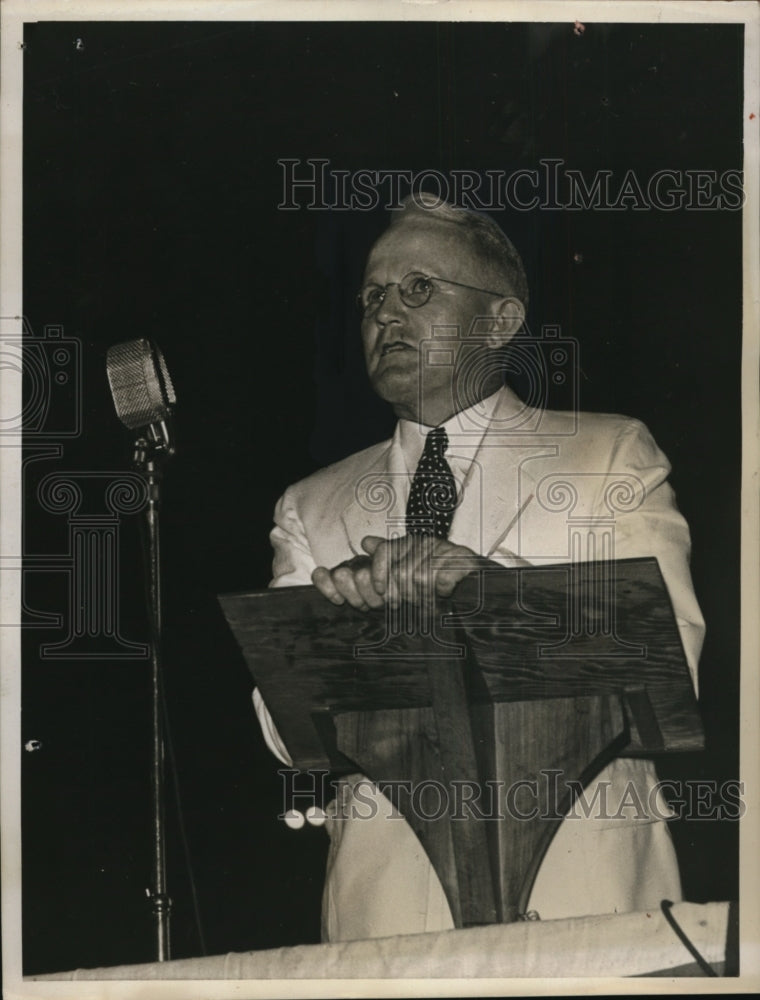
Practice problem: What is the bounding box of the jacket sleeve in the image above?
[253,485,317,766]
[269,485,319,588]
[599,418,705,693]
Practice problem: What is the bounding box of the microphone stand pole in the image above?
[133,420,174,962]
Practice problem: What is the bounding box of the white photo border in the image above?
[1,1,758,997]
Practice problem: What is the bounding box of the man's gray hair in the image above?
[389,192,529,310]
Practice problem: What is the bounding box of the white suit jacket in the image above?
[258,387,705,940]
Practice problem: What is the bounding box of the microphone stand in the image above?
[133,419,174,962]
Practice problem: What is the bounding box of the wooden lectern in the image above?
[219,557,702,927]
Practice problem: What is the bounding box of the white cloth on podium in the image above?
[33,901,730,980]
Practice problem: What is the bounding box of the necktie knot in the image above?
[426,426,448,461]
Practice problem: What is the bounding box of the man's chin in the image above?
[370,371,420,416]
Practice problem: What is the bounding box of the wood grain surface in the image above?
[219,557,702,770]
[218,558,700,926]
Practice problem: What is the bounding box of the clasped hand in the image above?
[311,534,480,610]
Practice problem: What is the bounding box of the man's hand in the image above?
[311,534,481,610]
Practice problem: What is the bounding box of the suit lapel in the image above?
[448,389,559,558]
[339,388,562,560]
[339,432,407,555]
[448,438,556,557]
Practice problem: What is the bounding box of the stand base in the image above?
[336,693,628,926]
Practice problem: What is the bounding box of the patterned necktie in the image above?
[405,427,458,539]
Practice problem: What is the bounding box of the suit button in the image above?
[283,809,305,830]
[306,806,326,827]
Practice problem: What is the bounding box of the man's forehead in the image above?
[364,216,479,278]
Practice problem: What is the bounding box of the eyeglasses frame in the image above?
[356,271,511,318]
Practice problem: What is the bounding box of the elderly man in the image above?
[254,195,704,942]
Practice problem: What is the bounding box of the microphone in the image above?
[106,338,176,431]
[106,338,176,958]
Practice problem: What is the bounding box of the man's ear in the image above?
[486,297,525,349]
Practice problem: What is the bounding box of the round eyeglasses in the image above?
[356,271,509,318]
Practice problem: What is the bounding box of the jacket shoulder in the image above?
[523,409,661,471]
[283,438,392,506]
[534,407,646,440]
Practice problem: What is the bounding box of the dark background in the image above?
[20,20,742,974]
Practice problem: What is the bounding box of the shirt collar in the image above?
[396,388,504,473]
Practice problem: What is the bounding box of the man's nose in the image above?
[373,284,406,325]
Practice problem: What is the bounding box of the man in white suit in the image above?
[254,195,704,942]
